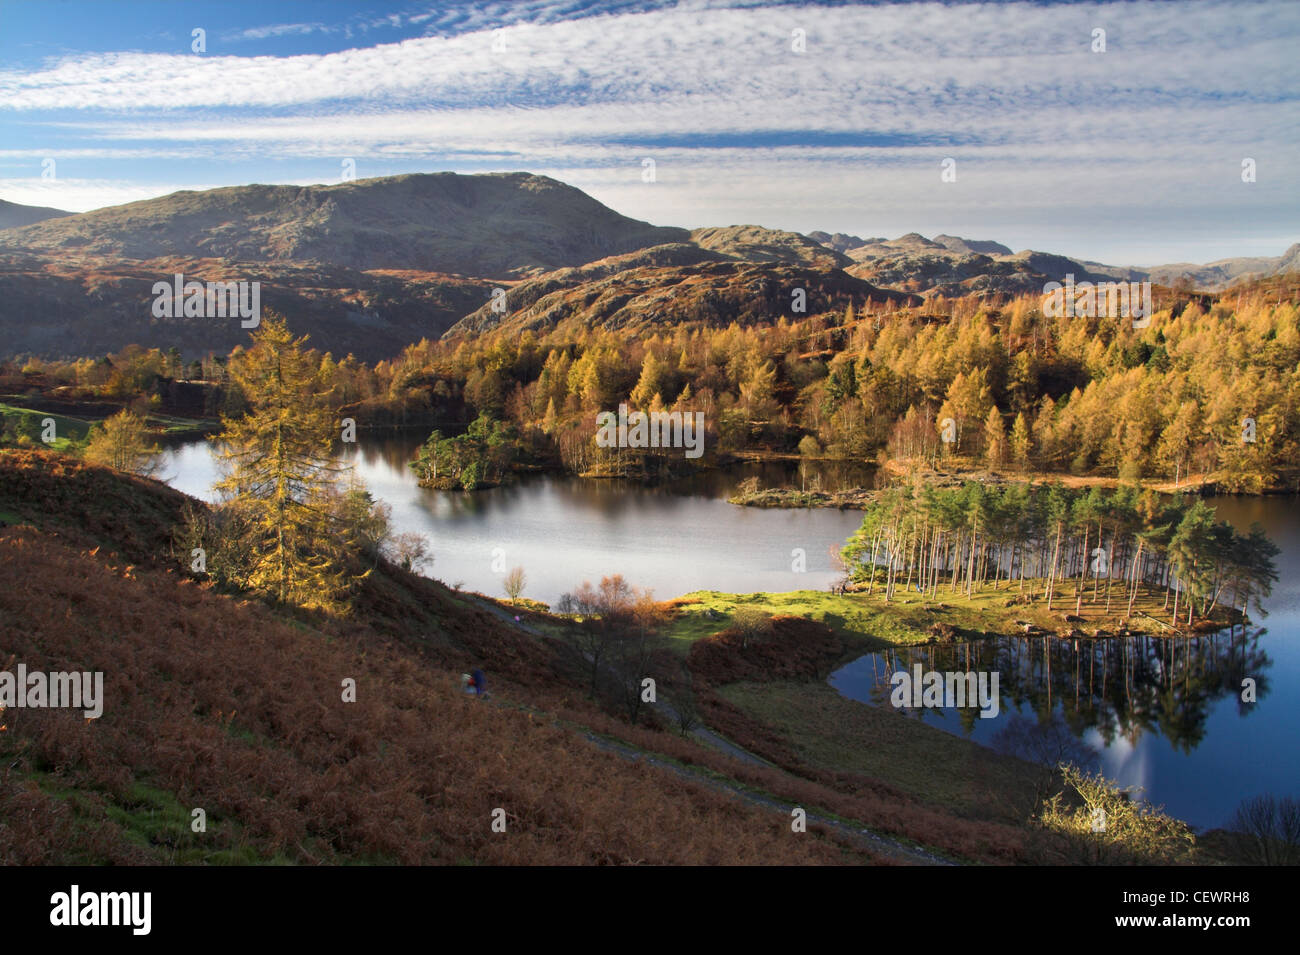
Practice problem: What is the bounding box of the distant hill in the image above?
[805,233,1137,297]
[1143,244,1300,289]
[445,254,920,338]
[808,230,1299,295]
[0,198,72,230]
[0,173,690,277]
[807,231,885,254]
[932,234,1012,256]
[691,225,852,269]
[3,172,1295,361]
[0,253,486,362]
[808,232,1009,258]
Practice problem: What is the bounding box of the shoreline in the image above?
[729,457,1300,508]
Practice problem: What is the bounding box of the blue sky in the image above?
[1,0,1297,265]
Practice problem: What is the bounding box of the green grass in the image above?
[0,403,213,449]
[29,771,296,864]
[0,402,92,450]
[145,412,218,435]
[664,588,963,653]
[718,680,1039,820]
[662,579,1193,654]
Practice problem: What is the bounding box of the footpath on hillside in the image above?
[471,595,956,866]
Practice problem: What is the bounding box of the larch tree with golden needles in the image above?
[213,313,354,612]
[83,408,160,476]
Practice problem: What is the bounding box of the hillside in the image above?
[0,198,72,231]
[0,449,1063,865]
[825,234,1140,297]
[0,173,689,277]
[0,450,851,864]
[0,177,877,361]
[690,225,852,269]
[5,171,1293,364]
[1144,243,1300,289]
[445,258,920,338]
[0,253,486,362]
[811,231,1300,295]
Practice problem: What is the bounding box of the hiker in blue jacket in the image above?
[471,668,487,698]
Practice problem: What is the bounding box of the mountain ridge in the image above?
[807,231,1298,293]
[2,172,1296,361]
[0,197,73,230]
[0,172,690,277]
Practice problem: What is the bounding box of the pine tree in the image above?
[213,313,353,612]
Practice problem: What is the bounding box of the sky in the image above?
[0,0,1296,266]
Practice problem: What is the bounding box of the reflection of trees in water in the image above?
[694,460,876,496]
[347,430,880,498]
[338,431,428,474]
[861,628,1272,753]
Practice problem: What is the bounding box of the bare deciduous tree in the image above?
[560,574,639,692]
[503,565,526,601]
[1231,794,1300,865]
[671,662,701,737]
[383,532,432,574]
[607,593,668,724]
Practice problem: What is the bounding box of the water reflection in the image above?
[830,625,1292,828]
[158,431,872,606]
[156,431,1300,828]
[836,628,1272,750]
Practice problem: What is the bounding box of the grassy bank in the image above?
[0,401,93,451]
[717,680,1037,820]
[663,579,1231,655]
[1,400,218,451]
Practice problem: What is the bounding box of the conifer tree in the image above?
[983,406,1007,467]
[84,408,160,476]
[213,313,352,612]
[1010,411,1032,468]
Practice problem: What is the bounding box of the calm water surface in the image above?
[830,495,1300,829]
[159,433,1299,828]
[158,432,870,605]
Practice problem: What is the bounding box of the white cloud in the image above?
[4,2,1295,113]
[0,0,1295,261]
[234,23,331,41]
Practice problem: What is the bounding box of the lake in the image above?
[157,431,871,606]
[831,495,1300,830]
[159,432,1299,830]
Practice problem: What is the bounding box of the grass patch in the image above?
[666,589,961,653]
[663,579,1209,655]
[145,412,218,435]
[31,771,292,865]
[0,402,92,450]
[718,680,1039,821]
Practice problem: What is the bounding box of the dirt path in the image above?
[472,595,958,866]
[474,596,772,765]
[583,730,954,865]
